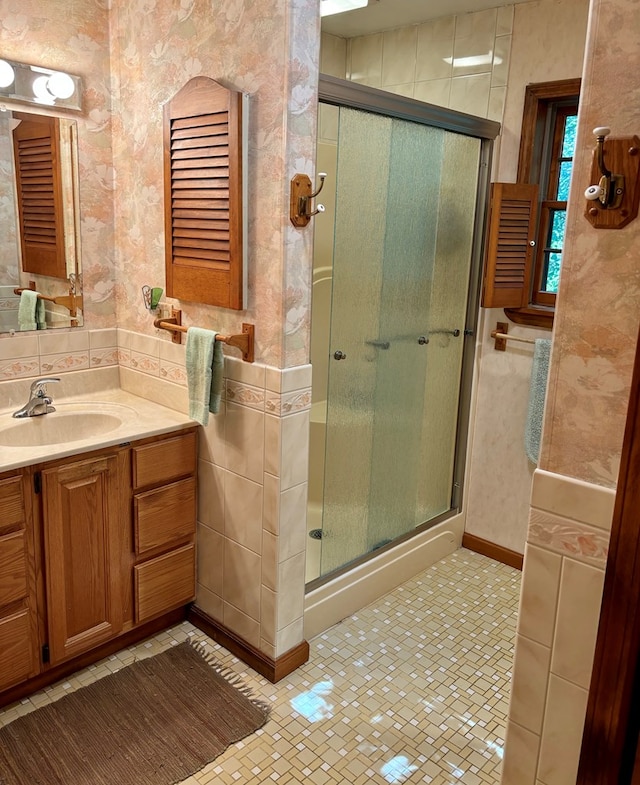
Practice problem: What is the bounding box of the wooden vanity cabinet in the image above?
[131,432,197,624]
[42,452,126,666]
[0,426,197,703]
[0,472,39,692]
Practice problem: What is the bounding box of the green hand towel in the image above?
[18,290,38,331]
[186,327,224,425]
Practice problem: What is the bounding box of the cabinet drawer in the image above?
[132,431,196,489]
[0,610,35,691]
[134,544,195,623]
[0,476,25,534]
[134,477,196,555]
[0,531,27,607]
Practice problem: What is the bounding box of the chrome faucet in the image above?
[12,377,60,418]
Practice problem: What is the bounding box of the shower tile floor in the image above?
[0,549,520,785]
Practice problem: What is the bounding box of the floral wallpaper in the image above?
[109,0,320,367]
[0,0,319,367]
[0,0,117,330]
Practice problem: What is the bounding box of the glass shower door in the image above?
[318,106,481,578]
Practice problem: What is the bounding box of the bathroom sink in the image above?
[0,403,134,447]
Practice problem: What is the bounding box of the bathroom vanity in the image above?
[0,389,198,706]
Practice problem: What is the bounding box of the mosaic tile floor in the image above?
[0,548,520,785]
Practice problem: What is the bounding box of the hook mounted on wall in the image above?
[584,126,640,229]
[290,172,326,227]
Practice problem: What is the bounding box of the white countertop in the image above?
[0,388,196,472]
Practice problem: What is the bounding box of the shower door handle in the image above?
[333,350,347,360]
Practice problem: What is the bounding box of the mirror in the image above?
[0,109,82,333]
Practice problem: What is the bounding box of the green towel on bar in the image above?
[18,290,47,331]
[186,327,224,425]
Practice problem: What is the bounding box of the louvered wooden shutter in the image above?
[482,182,538,308]
[164,77,244,310]
[12,114,66,279]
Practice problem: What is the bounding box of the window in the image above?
[482,79,581,328]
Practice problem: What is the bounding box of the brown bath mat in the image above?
[0,641,270,785]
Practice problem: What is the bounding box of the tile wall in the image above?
[118,329,313,660]
[0,327,312,661]
[337,6,514,122]
[0,328,119,380]
[502,470,614,785]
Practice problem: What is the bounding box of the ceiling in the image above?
[321,0,533,37]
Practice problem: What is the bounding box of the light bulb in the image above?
[47,71,75,99]
[0,59,15,89]
[32,75,55,104]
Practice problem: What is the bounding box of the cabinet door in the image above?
[42,455,123,665]
[0,474,39,691]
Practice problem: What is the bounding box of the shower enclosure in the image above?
[307,76,499,585]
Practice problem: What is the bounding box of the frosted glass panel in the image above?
[319,108,391,574]
[316,104,482,579]
[366,118,444,551]
[416,132,481,521]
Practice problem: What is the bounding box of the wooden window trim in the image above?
[503,78,581,329]
[517,78,581,184]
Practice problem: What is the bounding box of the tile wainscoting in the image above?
[0,326,312,668]
[501,469,616,785]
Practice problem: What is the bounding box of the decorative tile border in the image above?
[265,388,312,416]
[130,351,160,375]
[160,360,188,386]
[90,348,119,367]
[40,352,90,374]
[226,380,265,410]
[528,509,610,568]
[0,358,39,380]
[117,348,131,366]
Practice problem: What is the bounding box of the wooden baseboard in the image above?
[188,606,309,683]
[462,533,524,570]
[0,607,187,709]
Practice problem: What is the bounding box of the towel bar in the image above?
[154,308,255,363]
[14,287,83,318]
[491,321,536,351]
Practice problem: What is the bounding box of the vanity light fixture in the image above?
[0,57,82,111]
[320,0,368,17]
